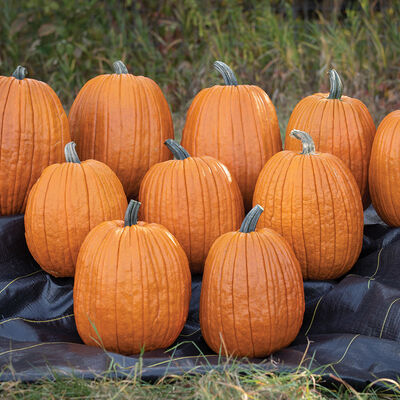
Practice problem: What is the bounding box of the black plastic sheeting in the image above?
[0,209,400,389]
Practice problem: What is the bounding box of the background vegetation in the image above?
[1,0,399,137]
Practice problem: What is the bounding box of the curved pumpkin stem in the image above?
[240,204,264,233]
[327,69,343,100]
[12,66,27,80]
[164,139,190,160]
[64,142,81,163]
[125,200,141,227]
[113,60,129,74]
[289,130,316,155]
[213,61,238,86]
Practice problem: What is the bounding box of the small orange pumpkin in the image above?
[181,61,281,210]
[25,142,127,277]
[253,130,363,280]
[139,139,244,274]
[284,70,375,208]
[74,200,191,355]
[68,60,174,199]
[200,205,304,357]
[0,66,70,215]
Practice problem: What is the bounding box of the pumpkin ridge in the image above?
[194,88,216,154]
[114,226,125,353]
[230,234,242,353]
[244,234,256,355]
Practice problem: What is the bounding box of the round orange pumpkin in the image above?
[284,70,375,208]
[181,61,281,210]
[369,110,400,226]
[68,60,174,199]
[253,130,363,280]
[139,139,244,274]
[200,205,304,357]
[74,200,191,355]
[25,142,127,277]
[0,65,70,215]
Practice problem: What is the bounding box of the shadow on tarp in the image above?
[0,207,400,390]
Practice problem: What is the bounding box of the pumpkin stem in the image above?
[113,60,129,74]
[164,139,190,160]
[124,200,141,227]
[327,69,343,100]
[64,142,81,163]
[213,61,238,86]
[240,205,264,233]
[289,130,316,155]
[12,66,27,80]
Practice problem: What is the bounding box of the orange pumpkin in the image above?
[25,142,127,277]
[200,205,304,357]
[139,139,244,274]
[369,110,400,226]
[181,61,281,210]
[74,200,191,354]
[253,130,363,280]
[68,60,173,199]
[284,70,375,208]
[0,65,70,215]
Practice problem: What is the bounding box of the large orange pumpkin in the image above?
[139,139,244,274]
[200,205,304,357]
[253,130,363,280]
[284,70,375,208]
[181,61,281,210]
[74,200,191,355]
[0,65,70,215]
[68,60,173,199]
[369,110,400,226]
[25,142,127,277]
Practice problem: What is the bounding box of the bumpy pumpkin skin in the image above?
[139,140,244,274]
[74,203,191,355]
[369,110,400,226]
[181,62,281,211]
[25,144,127,277]
[68,61,173,199]
[0,66,70,215]
[253,130,364,280]
[284,70,375,209]
[200,206,304,357]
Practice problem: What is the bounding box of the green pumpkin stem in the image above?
[125,200,141,227]
[164,139,190,160]
[12,66,27,80]
[327,69,343,100]
[113,60,129,74]
[290,130,316,155]
[240,205,264,233]
[214,61,238,86]
[64,142,81,163]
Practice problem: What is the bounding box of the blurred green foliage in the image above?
[1,0,399,136]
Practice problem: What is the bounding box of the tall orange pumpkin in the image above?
[68,60,174,199]
[0,66,70,215]
[200,205,304,357]
[181,61,281,210]
[284,70,375,208]
[74,200,191,355]
[253,130,363,280]
[139,139,244,274]
[25,142,127,277]
[369,110,400,226]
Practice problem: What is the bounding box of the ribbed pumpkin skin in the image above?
[139,157,244,273]
[0,75,70,215]
[369,110,400,226]
[74,220,191,354]
[68,73,173,199]
[200,229,304,357]
[284,94,375,208]
[25,161,127,277]
[181,85,281,210]
[253,150,363,280]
